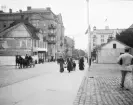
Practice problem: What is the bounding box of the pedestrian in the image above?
[73,61,76,71]
[117,48,133,89]
[79,57,84,70]
[15,54,19,68]
[67,58,73,73]
[59,56,64,73]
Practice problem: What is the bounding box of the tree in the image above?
[116,29,133,47]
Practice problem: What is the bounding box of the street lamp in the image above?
[86,0,91,69]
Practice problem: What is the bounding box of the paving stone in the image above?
[74,64,133,105]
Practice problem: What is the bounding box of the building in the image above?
[64,36,75,58]
[97,39,131,63]
[0,20,47,65]
[55,14,65,59]
[91,26,125,50]
[0,6,65,61]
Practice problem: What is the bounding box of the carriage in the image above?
[16,55,35,69]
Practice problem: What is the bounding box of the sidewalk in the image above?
[74,63,133,105]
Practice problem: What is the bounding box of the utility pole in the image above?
[86,0,91,69]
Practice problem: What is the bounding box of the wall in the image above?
[98,48,125,63]
[97,41,128,63]
[0,56,15,65]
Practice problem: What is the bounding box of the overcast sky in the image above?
[1,0,133,50]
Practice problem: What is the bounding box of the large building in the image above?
[0,7,65,61]
[91,26,125,50]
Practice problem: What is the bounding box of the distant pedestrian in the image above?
[67,58,73,73]
[15,54,19,68]
[117,48,133,89]
[79,57,84,70]
[73,61,76,71]
[59,56,64,73]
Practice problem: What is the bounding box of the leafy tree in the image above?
[116,29,133,47]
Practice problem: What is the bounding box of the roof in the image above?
[101,39,131,48]
[86,28,125,35]
[129,24,133,29]
[0,20,39,39]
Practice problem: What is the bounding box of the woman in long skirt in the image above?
[67,58,73,73]
[79,57,84,70]
[59,57,64,73]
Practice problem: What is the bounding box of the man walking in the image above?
[117,48,133,89]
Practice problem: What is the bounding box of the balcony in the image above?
[47,40,56,44]
[48,33,56,37]
[48,24,56,30]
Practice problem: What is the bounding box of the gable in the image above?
[101,40,130,49]
[7,24,31,38]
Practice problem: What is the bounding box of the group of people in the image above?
[58,56,85,73]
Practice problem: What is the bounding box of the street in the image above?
[0,61,87,105]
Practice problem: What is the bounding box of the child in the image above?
[73,61,76,71]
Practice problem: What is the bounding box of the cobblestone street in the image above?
[74,64,133,105]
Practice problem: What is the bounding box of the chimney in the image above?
[21,15,24,20]
[19,9,22,13]
[46,7,51,11]
[9,9,12,13]
[93,26,96,31]
[27,6,31,10]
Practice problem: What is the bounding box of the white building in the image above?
[91,26,125,50]
[97,39,131,63]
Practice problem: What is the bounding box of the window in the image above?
[93,38,96,42]
[3,24,6,28]
[34,40,36,47]
[113,44,116,49]
[101,39,104,42]
[101,35,104,38]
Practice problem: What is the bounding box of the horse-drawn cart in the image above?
[16,55,35,69]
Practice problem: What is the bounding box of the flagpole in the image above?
[86,0,91,70]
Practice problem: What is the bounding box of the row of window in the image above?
[33,40,47,48]
[92,43,117,49]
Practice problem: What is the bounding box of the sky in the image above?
[1,0,133,50]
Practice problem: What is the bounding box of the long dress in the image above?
[79,58,84,70]
[59,58,64,72]
[67,60,73,72]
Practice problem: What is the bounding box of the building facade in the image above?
[91,26,125,50]
[97,39,131,63]
[0,6,65,61]
[0,20,47,65]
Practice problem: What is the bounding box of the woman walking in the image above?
[67,58,73,73]
[59,56,64,73]
[79,57,84,70]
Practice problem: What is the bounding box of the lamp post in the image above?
[86,0,91,69]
